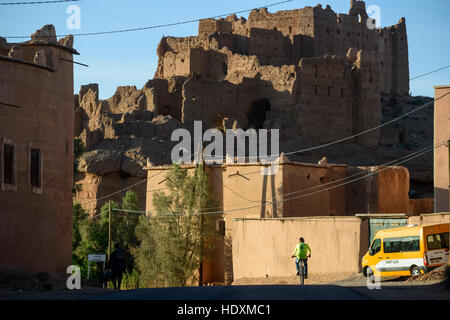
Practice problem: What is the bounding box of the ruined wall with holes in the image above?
[145,0,409,147]
[295,55,353,144]
[160,1,408,94]
[72,1,415,218]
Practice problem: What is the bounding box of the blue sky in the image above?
[1,0,449,99]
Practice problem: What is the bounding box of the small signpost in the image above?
[87,254,107,279]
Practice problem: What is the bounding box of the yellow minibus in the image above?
[362,223,449,277]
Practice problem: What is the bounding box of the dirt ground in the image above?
[232,272,357,286]
[335,273,450,300]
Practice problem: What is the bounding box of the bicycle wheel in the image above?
[299,261,305,285]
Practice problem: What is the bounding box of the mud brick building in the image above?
[0,25,76,273]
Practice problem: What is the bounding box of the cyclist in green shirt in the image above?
[291,237,311,278]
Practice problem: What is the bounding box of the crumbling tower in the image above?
[151,0,413,145]
[75,1,410,157]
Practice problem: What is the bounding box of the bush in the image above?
[122,269,140,290]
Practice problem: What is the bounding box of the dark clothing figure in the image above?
[107,246,126,290]
[100,269,112,288]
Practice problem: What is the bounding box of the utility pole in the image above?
[197,142,205,287]
[108,200,112,260]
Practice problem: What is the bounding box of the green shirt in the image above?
[293,243,311,260]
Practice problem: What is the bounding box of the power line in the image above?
[223,182,266,203]
[101,142,442,216]
[275,143,441,205]
[78,152,201,207]
[77,91,447,208]
[279,145,437,199]
[0,0,80,5]
[92,142,444,218]
[156,144,440,213]
[225,142,440,214]
[182,63,449,142]
[91,208,109,219]
[283,92,447,156]
[72,66,449,207]
[3,0,294,38]
[84,92,444,208]
[78,170,164,206]
[199,92,448,160]
[410,65,450,81]
[145,144,439,215]
[147,143,441,215]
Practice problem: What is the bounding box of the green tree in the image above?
[113,190,144,271]
[72,190,142,279]
[134,164,219,287]
[73,202,113,278]
[72,202,88,272]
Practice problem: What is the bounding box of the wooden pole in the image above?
[108,200,112,260]
[197,142,204,286]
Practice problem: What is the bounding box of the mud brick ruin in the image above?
[73,1,434,214]
[154,0,408,144]
[76,0,409,145]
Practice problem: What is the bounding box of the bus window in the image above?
[427,233,449,250]
[369,238,381,256]
[383,236,420,253]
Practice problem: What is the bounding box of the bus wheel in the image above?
[363,266,369,277]
[410,266,421,276]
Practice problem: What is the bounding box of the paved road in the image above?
[90,284,371,300]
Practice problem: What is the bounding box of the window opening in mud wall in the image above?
[3,144,15,185]
[30,148,41,189]
[247,99,271,129]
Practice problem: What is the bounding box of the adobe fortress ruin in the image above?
[154,0,408,143]
[77,0,409,144]
[74,1,430,214]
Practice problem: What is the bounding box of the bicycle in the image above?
[297,259,307,285]
[292,255,310,285]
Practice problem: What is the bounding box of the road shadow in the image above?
[348,281,450,300]
[88,284,371,300]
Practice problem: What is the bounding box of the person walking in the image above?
[107,243,126,290]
